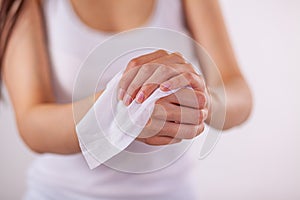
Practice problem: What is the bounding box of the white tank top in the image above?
[25,0,200,199]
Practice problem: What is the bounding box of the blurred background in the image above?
[0,0,299,199]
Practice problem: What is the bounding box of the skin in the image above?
[118,50,208,145]
[2,0,252,154]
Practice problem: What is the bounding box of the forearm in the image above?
[19,103,79,154]
[206,77,252,130]
[183,0,253,129]
[17,92,102,154]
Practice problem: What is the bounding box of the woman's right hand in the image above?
[136,87,207,145]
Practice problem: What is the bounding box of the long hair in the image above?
[0,0,26,96]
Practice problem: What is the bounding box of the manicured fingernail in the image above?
[161,83,170,91]
[136,91,144,103]
[118,89,125,100]
[123,93,132,106]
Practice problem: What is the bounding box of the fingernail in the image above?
[123,93,132,106]
[161,83,170,91]
[118,89,125,100]
[136,91,144,103]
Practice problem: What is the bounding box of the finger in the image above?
[149,52,186,65]
[152,102,206,125]
[135,65,178,103]
[125,49,169,72]
[157,120,205,139]
[126,53,187,103]
[135,63,194,103]
[160,72,206,91]
[118,50,168,100]
[118,67,140,100]
[160,88,207,109]
[120,52,190,103]
[144,136,182,146]
[123,63,158,105]
[130,53,188,103]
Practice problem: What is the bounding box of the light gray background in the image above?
[1,0,299,199]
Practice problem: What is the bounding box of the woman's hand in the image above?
[118,50,210,145]
[136,87,208,145]
[118,50,201,105]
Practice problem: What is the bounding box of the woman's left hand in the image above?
[118,49,208,106]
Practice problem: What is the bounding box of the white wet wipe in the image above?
[76,72,179,169]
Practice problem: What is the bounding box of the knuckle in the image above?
[156,49,168,55]
[158,65,172,75]
[171,52,183,58]
[128,58,140,68]
[171,63,182,70]
[183,72,194,80]
[158,64,168,72]
[171,52,186,63]
[140,64,153,73]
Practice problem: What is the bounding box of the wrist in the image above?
[205,86,226,129]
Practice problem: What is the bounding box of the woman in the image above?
[0,0,252,199]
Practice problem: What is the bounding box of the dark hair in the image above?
[0,0,26,96]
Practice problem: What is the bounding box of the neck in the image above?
[70,0,155,32]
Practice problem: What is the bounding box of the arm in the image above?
[2,0,199,154]
[2,0,102,154]
[183,0,253,129]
